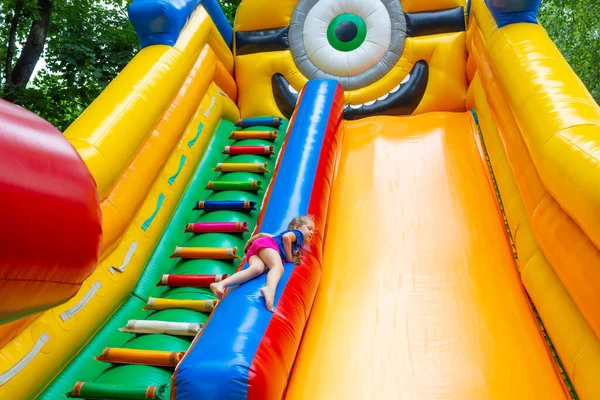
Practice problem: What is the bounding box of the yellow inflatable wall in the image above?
[234,0,468,119]
[466,1,600,397]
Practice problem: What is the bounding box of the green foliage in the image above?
[538,0,600,104]
[40,0,138,93]
[0,0,41,80]
[219,0,242,25]
[0,0,242,131]
[2,83,84,128]
[0,0,138,131]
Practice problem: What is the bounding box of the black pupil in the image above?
[335,21,358,43]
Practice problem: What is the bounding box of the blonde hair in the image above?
[287,215,314,229]
[288,216,314,264]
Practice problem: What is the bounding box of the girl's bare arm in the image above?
[282,232,296,263]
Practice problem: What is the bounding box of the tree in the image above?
[2,0,54,87]
[35,0,138,105]
[9,0,53,86]
[220,0,242,25]
[0,0,138,130]
[4,0,24,83]
[538,0,600,104]
[0,0,242,130]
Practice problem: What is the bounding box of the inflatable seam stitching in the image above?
[472,109,579,399]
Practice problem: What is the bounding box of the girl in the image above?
[210,216,315,312]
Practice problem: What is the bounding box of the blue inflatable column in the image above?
[128,0,233,48]
[172,79,346,400]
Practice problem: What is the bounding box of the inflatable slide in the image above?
[0,0,599,399]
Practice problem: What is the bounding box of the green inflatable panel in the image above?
[207,180,262,191]
[66,382,169,399]
[39,119,288,399]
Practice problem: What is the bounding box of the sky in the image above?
[31,56,46,82]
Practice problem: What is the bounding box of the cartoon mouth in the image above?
[272,60,429,120]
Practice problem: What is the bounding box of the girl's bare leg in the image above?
[257,248,284,312]
[210,256,266,300]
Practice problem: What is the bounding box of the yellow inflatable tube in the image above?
[65,5,232,202]
[471,0,600,342]
[0,85,239,400]
[478,10,600,250]
[100,45,236,256]
[470,73,600,399]
[467,5,600,397]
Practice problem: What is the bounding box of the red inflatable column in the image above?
[0,99,102,324]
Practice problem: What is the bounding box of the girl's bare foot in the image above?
[260,287,275,312]
[210,282,225,300]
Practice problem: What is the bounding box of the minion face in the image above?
[234,0,468,120]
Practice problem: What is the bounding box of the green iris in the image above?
[327,14,367,52]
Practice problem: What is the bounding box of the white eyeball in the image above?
[289,0,407,90]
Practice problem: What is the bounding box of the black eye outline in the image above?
[405,7,465,37]
[235,7,465,56]
[235,27,290,56]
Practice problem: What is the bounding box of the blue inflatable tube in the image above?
[172,80,344,400]
[128,0,233,48]
[485,0,540,27]
[236,117,283,129]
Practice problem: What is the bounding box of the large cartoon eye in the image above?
[289,0,407,90]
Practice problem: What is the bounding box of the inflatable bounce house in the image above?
[1,0,599,398]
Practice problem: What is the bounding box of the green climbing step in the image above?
[38,118,288,398]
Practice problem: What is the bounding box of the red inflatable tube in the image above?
[247,84,345,400]
[223,146,274,155]
[157,274,230,287]
[184,222,249,234]
[0,99,102,324]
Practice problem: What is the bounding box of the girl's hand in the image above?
[243,233,272,254]
[291,251,301,264]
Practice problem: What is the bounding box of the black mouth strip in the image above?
[235,7,465,56]
[272,61,429,120]
[272,73,298,118]
[344,61,429,120]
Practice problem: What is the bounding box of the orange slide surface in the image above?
[286,113,568,399]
